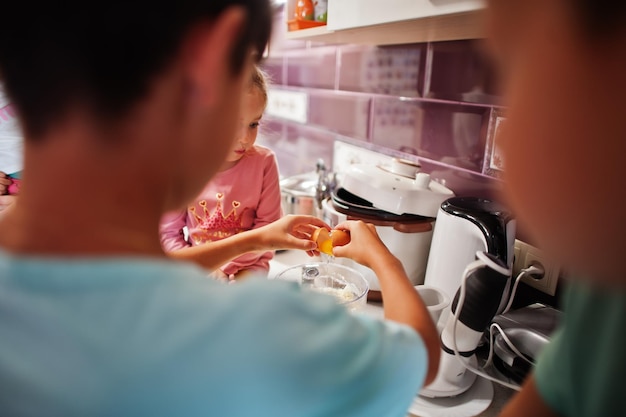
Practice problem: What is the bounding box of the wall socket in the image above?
[513,239,560,296]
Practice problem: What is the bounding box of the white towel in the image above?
[0,133,23,175]
[0,89,24,175]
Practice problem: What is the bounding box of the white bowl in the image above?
[275,263,369,311]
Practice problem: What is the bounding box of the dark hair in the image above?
[0,2,272,139]
[572,0,626,37]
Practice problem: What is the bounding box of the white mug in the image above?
[415,285,450,331]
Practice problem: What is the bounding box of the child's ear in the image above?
[182,7,248,107]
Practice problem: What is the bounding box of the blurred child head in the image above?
[223,65,269,166]
[486,0,626,283]
[0,2,273,211]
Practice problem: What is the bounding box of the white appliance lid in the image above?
[341,159,454,217]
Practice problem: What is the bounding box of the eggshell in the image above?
[329,229,350,247]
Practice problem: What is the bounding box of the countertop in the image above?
[269,250,516,417]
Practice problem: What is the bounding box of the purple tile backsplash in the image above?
[262,56,284,86]
[261,39,505,197]
[308,92,370,139]
[258,119,335,177]
[285,46,337,89]
[337,45,424,96]
[370,97,489,172]
[424,40,501,105]
[259,118,285,145]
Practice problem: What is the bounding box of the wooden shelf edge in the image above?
[285,10,485,45]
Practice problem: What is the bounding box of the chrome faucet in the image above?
[315,159,336,210]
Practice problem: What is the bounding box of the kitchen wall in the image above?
[258,11,507,200]
[258,14,566,307]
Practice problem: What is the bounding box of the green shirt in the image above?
[535,282,626,417]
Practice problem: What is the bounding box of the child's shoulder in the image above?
[250,144,276,158]
[246,145,277,165]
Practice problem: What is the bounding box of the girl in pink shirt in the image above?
[160,66,281,279]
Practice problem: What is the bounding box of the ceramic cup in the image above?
[415,285,450,329]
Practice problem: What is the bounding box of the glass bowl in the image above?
[275,262,369,311]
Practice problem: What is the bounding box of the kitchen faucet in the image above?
[315,159,336,210]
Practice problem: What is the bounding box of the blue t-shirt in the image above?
[0,252,427,417]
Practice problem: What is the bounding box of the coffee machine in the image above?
[418,197,515,401]
[424,197,516,324]
[420,251,512,398]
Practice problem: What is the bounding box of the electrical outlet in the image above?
[513,239,560,296]
[513,242,522,274]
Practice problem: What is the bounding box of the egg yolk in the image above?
[319,239,334,255]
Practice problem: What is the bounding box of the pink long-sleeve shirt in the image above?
[160,145,282,276]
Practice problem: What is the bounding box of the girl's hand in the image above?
[0,172,11,195]
[331,220,396,269]
[256,215,331,255]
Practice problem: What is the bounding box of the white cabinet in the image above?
[285,0,485,45]
[327,0,483,31]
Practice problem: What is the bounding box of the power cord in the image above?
[501,264,545,314]
[483,323,534,368]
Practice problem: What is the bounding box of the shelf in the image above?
[286,25,335,40]
[285,11,485,45]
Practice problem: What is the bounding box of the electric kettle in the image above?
[423,197,516,323]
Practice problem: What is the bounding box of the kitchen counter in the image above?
[477,383,515,417]
[269,250,516,417]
